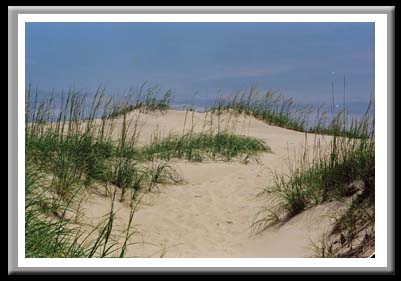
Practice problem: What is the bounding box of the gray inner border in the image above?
[8,6,395,274]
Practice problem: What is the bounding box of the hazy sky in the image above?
[26,22,374,107]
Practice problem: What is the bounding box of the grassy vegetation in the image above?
[134,132,270,162]
[252,98,374,256]
[25,85,270,258]
[268,136,373,219]
[25,85,181,258]
[210,87,309,132]
[25,83,374,258]
[25,163,85,258]
[25,162,131,258]
[108,84,172,118]
[210,86,372,139]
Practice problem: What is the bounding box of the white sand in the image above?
[78,110,343,258]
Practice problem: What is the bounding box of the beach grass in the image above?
[108,84,172,118]
[25,84,374,258]
[210,86,372,139]
[135,132,270,162]
[25,162,124,258]
[253,102,374,256]
[24,85,271,257]
[25,86,177,257]
[255,116,373,220]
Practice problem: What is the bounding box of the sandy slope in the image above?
[79,110,343,258]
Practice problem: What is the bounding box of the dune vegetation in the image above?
[25,84,374,258]
[252,98,375,257]
[25,85,270,257]
[210,86,372,139]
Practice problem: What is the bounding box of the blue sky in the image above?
[26,22,374,109]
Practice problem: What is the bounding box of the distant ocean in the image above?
[26,89,374,128]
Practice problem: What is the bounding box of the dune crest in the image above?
[77,110,340,258]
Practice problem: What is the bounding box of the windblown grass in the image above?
[108,84,172,118]
[210,87,310,132]
[254,114,374,228]
[25,163,85,258]
[25,85,270,257]
[25,162,135,258]
[253,99,375,257]
[137,132,270,162]
[26,83,374,258]
[210,85,372,139]
[24,85,181,258]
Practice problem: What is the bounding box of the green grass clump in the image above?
[26,132,116,193]
[266,137,373,222]
[25,157,143,258]
[210,85,372,139]
[25,212,86,258]
[26,83,374,258]
[26,129,184,201]
[108,86,172,118]
[138,132,270,162]
[25,85,180,258]
[25,163,86,258]
[211,87,309,132]
[24,85,270,258]
[254,109,374,234]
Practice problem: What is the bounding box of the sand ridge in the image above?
[79,110,341,258]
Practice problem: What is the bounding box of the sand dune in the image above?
[79,110,342,258]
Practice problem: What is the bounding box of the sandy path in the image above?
[80,110,341,257]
